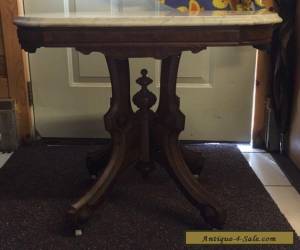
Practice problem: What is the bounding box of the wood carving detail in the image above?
[15,25,274,57]
[71,55,225,231]
[132,69,157,177]
[14,20,277,234]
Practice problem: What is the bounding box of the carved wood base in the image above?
[86,144,204,179]
[68,55,226,233]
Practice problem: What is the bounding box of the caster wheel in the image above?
[75,229,83,237]
[201,205,226,229]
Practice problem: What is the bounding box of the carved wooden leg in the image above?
[156,54,226,228]
[154,146,204,178]
[182,146,205,177]
[86,144,112,179]
[68,57,137,231]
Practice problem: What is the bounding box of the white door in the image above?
[24,0,256,142]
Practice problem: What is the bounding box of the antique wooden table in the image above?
[15,0,281,234]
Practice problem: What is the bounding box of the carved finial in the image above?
[136,68,153,87]
[141,69,148,76]
[133,68,157,110]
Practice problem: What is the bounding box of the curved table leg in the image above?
[182,146,205,177]
[86,144,112,179]
[68,135,131,227]
[156,54,226,228]
[68,56,136,232]
[163,136,226,228]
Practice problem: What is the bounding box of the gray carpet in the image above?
[0,143,298,250]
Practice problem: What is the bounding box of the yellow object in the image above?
[186,231,294,245]
[158,0,272,12]
[236,4,244,10]
[212,0,230,9]
[255,0,266,7]
[177,6,189,13]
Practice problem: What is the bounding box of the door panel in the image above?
[24,0,256,141]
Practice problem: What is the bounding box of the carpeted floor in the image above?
[0,143,299,250]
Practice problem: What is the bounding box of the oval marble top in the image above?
[14,0,282,28]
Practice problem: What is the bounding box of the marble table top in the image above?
[14,0,282,28]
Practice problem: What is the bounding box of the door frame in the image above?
[252,51,272,148]
[1,0,268,145]
[0,0,33,142]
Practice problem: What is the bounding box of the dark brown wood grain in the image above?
[16,25,273,57]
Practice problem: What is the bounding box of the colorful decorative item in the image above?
[159,0,270,14]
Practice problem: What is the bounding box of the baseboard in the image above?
[271,153,300,194]
[40,137,249,146]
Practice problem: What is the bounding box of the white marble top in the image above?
[15,0,282,28]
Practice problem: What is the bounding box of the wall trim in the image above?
[0,0,33,142]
